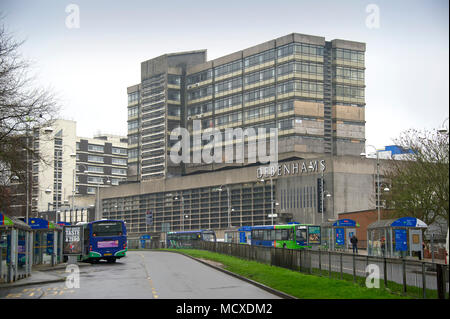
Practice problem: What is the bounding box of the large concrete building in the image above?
[127,33,366,181]
[29,119,128,219]
[101,33,371,238]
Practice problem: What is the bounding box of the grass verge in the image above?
[164,249,410,299]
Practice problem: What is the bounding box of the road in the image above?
[0,251,280,299]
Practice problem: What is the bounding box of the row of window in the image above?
[333,48,365,63]
[277,80,324,95]
[334,85,365,99]
[77,165,127,175]
[281,186,317,210]
[128,91,139,104]
[76,143,126,155]
[334,67,364,81]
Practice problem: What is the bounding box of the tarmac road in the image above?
[0,250,280,299]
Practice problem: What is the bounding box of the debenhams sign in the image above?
[257,160,326,179]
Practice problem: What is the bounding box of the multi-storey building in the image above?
[30,119,128,218]
[127,33,365,181]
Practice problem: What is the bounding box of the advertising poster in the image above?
[395,229,407,251]
[63,226,82,255]
[335,228,345,246]
[308,226,321,244]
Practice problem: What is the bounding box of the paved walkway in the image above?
[0,263,89,289]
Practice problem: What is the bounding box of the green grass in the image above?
[164,249,410,299]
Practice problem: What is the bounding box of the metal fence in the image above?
[190,241,449,299]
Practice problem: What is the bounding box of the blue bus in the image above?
[167,230,216,248]
[78,219,127,263]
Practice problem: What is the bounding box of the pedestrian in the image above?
[350,234,358,254]
[380,236,386,257]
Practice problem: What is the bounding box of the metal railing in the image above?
[189,241,449,299]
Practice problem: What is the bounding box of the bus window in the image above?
[296,226,307,241]
[92,222,123,237]
[202,232,216,242]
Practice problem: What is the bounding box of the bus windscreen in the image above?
[92,222,123,237]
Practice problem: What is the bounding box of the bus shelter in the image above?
[367,217,427,258]
[28,218,63,266]
[0,213,32,283]
[321,219,359,251]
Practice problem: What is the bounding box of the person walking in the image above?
[350,234,358,254]
[380,236,386,257]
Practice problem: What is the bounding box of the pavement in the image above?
[0,262,90,289]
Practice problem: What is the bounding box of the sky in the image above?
[1,0,449,149]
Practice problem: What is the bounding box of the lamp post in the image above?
[360,145,387,222]
[259,177,277,225]
[96,177,111,221]
[74,164,88,210]
[174,194,186,231]
[214,185,232,228]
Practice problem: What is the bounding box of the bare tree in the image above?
[0,20,59,211]
[383,128,449,227]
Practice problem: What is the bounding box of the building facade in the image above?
[30,119,128,217]
[100,156,386,238]
[127,33,366,181]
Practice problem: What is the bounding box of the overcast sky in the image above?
[1,0,449,149]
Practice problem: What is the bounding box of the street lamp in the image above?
[259,177,276,226]
[360,145,384,222]
[96,177,111,221]
[214,185,232,228]
[174,194,187,231]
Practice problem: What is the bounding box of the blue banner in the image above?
[395,229,407,251]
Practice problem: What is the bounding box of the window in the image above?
[244,49,275,68]
[168,90,180,101]
[277,80,323,96]
[187,70,212,85]
[88,144,104,152]
[112,158,127,165]
[277,62,323,76]
[128,106,139,117]
[244,86,275,103]
[277,118,293,131]
[214,60,242,77]
[188,85,213,101]
[215,77,242,93]
[128,91,139,104]
[244,104,275,121]
[277,100,294,113]
[245,68,274,85]
[215,94,242,111]
[112,168,127,175]
[167,74,181,85]
[128,149,138,159]
[88,155,104,163]
[112,147,127,155]
[87,166,104,173]
[277,43,324,58]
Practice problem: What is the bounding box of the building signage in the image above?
[257,160,326,179]
[63,226,83,255]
